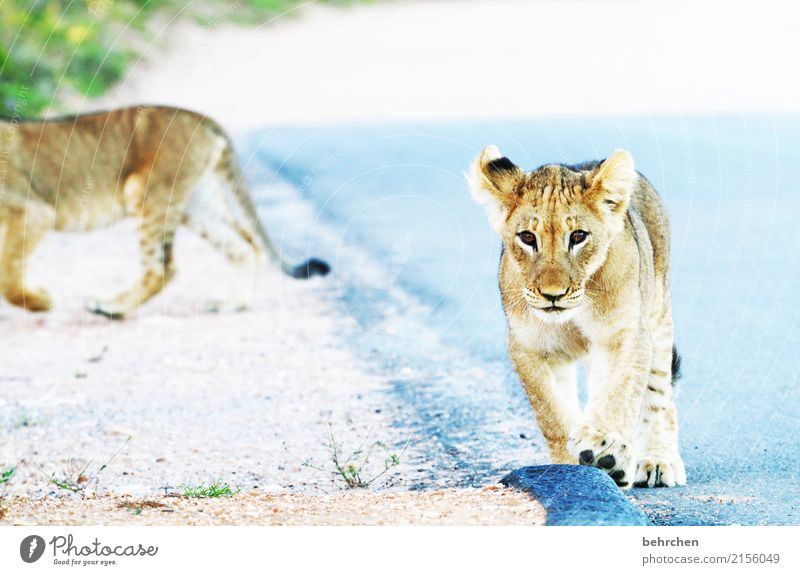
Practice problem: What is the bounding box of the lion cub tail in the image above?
[214,135,331,280]
[671,345,682,386]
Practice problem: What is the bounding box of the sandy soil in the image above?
[1,487,544,526]
[68,0,800,132]
[0,220,416,498]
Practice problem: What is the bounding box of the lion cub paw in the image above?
[570,426,634,488]
[5,287,52,312]
[634,456,687,488]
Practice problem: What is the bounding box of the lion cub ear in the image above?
[467,145,523,233]
[590,149,637,215]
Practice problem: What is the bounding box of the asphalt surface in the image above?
[246,116,800,525]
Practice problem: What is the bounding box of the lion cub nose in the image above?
[540,288,569,303]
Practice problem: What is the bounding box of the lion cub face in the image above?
[468,146,637,323]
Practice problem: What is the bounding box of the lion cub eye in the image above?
[518,231,538,250]
[569,230,589,248]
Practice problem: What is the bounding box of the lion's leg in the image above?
[634,313,686,487]
[190,217,259,311]
[0,201,55,312]
[510,342,581,463]
[86,206,180,319]
[184,182,260,312]
[571,328,652,488]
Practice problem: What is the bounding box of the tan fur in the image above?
[0,105,288,318]
[468,147,685,488]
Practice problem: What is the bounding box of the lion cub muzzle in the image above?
[522,284,586,324]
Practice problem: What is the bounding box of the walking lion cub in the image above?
[468,146,685,488]
[0,105,328,318]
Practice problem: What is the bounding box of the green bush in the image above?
[0,0,150,117]
[0,0,363,118]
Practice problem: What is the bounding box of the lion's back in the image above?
[5,106,225,229]
[631,174,671,283]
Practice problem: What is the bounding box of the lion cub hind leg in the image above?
[634,342,687,488]
[85,196,181,319]
[1,201,55,312]
[189,217,259,313]
[184,181,261,313]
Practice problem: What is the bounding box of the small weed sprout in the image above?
[87,346,108,363]
[42,435,131,495]
[180,480,240,498]
[116,500,165,515]
[0,467,14,519]
[286,424,408,490]
[0,468,15,485]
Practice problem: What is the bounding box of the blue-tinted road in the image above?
[245,117,800,525]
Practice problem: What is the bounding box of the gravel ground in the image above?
[1,487,544,526]
[0,221,415,499]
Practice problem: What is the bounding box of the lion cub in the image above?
[0,106,328,318]
[468,146,685,488]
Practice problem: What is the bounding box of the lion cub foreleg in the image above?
[509,340,581,463]
[571,328,652,488]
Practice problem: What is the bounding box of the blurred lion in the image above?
[0,105,329,318]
